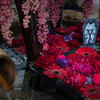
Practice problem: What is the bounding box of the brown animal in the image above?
[0,48,17,91]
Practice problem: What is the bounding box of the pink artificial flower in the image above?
[43,43,49,51]
[68,59,93,76]
[56,54,66,60]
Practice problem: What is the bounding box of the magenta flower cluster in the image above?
[47,0,64,28]
[0,0,14,44]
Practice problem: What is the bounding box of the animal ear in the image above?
[0,48,17,91]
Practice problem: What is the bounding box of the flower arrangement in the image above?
[11,19,100,99]
[36,46,100,100]
[35,21,100,99]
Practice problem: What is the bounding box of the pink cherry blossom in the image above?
[0,0,14,44]
[81,0,94,21]
[47,0,64,28]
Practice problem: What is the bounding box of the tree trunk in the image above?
[14,0,42,61]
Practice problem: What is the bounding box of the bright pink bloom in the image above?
[56,54,66,60]
[68,59,93,76]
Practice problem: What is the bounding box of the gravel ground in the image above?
[0,70,68,100]
[19,70,67,100]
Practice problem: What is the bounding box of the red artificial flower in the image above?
[16,45,26,54]
[70,72,86,88]
[55,27,71,35]
[63,72,86,89]
[93,74,100,85]
[72,32,83,42]
[43,47,62,57]
[67,53,91,64]
[75,47,97,57]
[76,22,83,33]
[47,34,57,45]
[76,22,83,27]
[52,39,66,48]
[43,63,68,79]
[54,34,64,40]
[11,36,24,48]
[51,40,69,53]
[68,26,78,33]
[67,50,95,66]
[95,54,100,61]
[79,84,100,99]
[93,61,100,74]
[35,54,55,68]
[67,39,81,49]
[47,34,64,46]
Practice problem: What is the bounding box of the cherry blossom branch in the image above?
[47,0,64,28]
[0,0,14,44]
[81,0,94,21]
[22,0,49,45]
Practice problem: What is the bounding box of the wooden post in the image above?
[14,0,42,61]
[0,26,4,42]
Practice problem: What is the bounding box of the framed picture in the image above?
[82,19,99,47]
